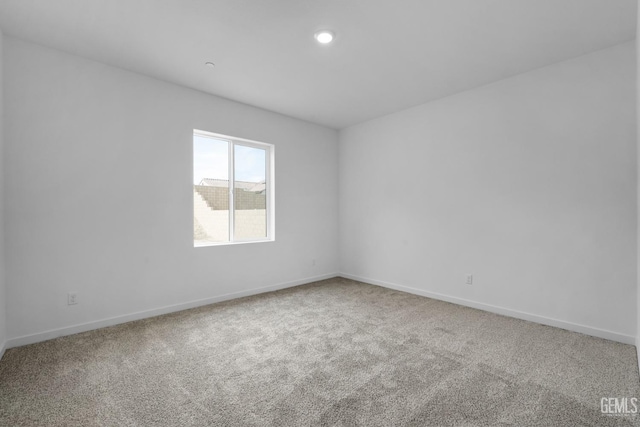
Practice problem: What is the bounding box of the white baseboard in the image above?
[6,273,338,349]
[0,340,5,361]
[340,273,635,345]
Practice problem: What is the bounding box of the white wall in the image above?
[339,42,637,343]
[4,38,339,344]
[2,36,637,348]
[0,28,6,358]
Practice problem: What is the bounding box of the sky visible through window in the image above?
[193,135,266,184]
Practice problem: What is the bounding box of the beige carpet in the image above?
[0,277,639,426]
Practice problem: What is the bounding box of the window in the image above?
[193,130,274,246]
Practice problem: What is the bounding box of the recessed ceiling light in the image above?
[205,62,215,68]
[314,30,334,44]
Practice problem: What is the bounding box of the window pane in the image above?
[234,144,267,240]
[193,135,230,245]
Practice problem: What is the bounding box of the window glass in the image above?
[193,135,230,244]
[234,144,267,240]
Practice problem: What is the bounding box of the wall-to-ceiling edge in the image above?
[3,38,340,349]
[339,42,637,347]
[1,35,639,355]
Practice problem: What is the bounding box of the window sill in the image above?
[194,238,275,248]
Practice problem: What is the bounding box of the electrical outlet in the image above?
[68,292,78,305]
[465,274,473,285]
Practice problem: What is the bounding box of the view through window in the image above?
[193,130,273,246]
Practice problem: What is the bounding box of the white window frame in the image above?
[193,129,275,247]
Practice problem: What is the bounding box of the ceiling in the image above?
[0,0,636,129]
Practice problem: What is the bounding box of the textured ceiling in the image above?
[0,0,636,129]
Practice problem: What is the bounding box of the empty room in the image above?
[0,0,639,425]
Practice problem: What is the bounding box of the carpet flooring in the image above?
[0,277,639,426]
